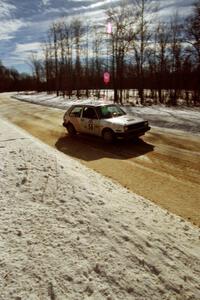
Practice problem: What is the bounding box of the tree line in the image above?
[0,61,36,92]
[1,0,200,106]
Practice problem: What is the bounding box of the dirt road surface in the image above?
[0,94,200,226]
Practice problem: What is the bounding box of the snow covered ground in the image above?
[12,92,200,134]
[0,117,200,299]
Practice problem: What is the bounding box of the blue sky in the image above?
[0,0,194,74]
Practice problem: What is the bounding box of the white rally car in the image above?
[63,102,150,142]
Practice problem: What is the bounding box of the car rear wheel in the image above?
[66,123,76,136]
[102,129,115,143]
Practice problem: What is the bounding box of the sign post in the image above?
[103,22,112,100]
[103,72,110,100]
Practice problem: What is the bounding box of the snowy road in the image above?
[0,93,200,227]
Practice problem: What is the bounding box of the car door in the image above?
[80,106,100,136]
[68,106,83,131]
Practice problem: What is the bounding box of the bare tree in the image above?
[131,0,158,104]
[106,1,135,103]
[83,23,90,98]
[169,13,183,105]
[57,21,66,97]
[50,23,60,96]
[185,0,200,105]
[29,52,43,92]
[43,35,54,94]
[64,22,73,98]
[92,25,103,98]
[185,0,200,66]
[155,22,170,103]
[72,18,83,98]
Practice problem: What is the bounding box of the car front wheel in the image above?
[102,129,115,143]
[66,123,76,136]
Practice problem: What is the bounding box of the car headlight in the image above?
[124,126,129,131]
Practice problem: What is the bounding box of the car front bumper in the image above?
[115,126,151,139]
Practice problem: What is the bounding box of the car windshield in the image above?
[97,105,126,119]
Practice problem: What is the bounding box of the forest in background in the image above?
[1,0,200,106]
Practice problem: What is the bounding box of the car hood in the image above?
[104,115,145,126]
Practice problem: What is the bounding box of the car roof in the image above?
[70,100,115,107]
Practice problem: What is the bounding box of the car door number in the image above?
[88,120,94,131]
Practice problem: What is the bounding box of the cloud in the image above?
[0,0,195,73]
[0,19,25,40]
[15,42,42,53]
[14,42,44,60]
[2,41,44,73]
[159,0,193,19]
[41,0,50,5]
[0,1,27,40]
[0,0,16,18]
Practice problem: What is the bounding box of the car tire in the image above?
[102,129,115,143]
[66,123,76,136]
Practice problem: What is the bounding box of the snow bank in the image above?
[12,92,200,134]
[124,105,200,134]
[0,118,200,300]
[12,91,89,110]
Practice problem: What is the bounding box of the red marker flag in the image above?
[104,72,110,85]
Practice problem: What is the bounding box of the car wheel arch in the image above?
[102,128,116,142]
[66,122,77,135]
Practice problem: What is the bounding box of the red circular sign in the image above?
[104,72,110,84]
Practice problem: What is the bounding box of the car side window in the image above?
[82,107,98,119]
[69,106,82,118]
[101,106,112,118]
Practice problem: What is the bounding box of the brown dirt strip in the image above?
[0,94,200,226]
